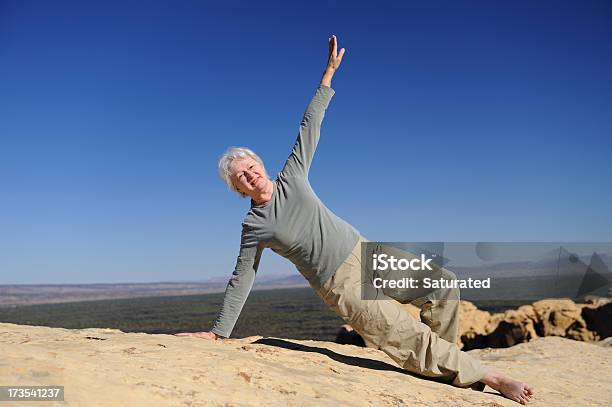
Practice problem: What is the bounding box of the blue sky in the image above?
[1,0,611,284]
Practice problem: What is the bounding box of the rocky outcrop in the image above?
[2,323,611,406]
[458,300,498,346]
[339,298,611,351]
[462,299,599,350]
[532,299,594,340]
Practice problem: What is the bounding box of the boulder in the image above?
[532,299,594,341]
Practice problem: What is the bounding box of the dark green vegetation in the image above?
[0,288,345,341]
[0,287,533,341]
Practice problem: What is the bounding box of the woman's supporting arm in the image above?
[175,225,262,340]
[210,225,264,339]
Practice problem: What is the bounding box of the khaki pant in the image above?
[315,236,488,389]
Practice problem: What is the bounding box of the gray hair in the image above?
[218,147,265,198]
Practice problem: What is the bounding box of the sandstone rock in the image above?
[597,337,612,347]
[2,323,611,406]
[531,299,594,341]
[458,300,494,347]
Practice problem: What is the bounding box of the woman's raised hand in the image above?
[326,35,346,71]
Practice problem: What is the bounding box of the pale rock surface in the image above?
[1,323,611,406]
[532,299,594,341]
[458,301,495,344]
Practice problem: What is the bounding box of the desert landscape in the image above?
[0,275,308,307]
[2,297,611,406]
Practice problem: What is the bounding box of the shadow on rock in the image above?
[252,337,408,375]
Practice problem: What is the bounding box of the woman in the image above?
[177,35,534,405]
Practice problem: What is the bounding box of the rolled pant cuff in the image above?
[452,366,489,390]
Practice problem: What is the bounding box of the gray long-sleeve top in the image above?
[211,85,360,338]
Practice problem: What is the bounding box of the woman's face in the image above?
[230,157,269,197]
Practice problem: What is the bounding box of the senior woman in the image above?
[177,35,534,404]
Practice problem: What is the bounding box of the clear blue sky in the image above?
[1,0,610,284]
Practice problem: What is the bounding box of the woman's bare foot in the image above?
[479,371,535,404]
